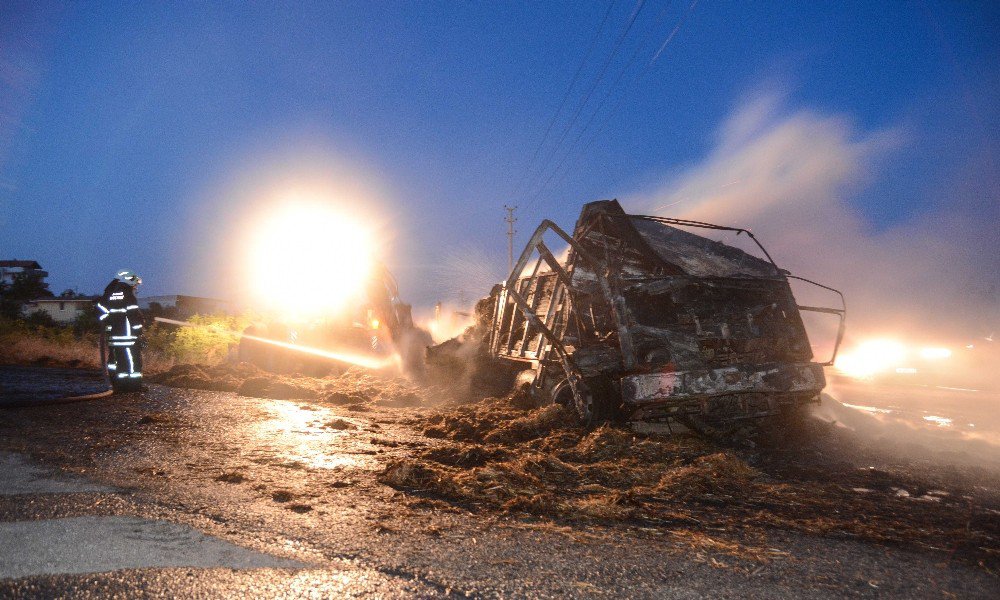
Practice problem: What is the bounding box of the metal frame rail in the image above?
[488,219,626,407]
[489,210,848,416]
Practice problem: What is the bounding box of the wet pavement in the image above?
[818,380,1000,471]
[0,369,997,598]
[0,451,306,579]
[829,379,1000,439]
[0,516,306,578]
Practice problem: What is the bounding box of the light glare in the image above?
[919,347,952,360]
[249,200,374,317]
[834,338,907,379]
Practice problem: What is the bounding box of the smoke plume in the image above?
[627,92,998,343]
[626,91,1000,464]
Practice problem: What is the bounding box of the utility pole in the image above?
[504,204,517,273]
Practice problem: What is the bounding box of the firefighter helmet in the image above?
[116,270,142,287]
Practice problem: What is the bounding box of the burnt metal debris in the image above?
[472,199,845,429]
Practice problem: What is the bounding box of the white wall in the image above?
[24,301,92,324]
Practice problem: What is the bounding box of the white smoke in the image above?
[627,91,998,342]
[426,244,507,308]
[813,391,1000,471]
[626,91,1000,464]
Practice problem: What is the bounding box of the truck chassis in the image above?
[485,200,845,428]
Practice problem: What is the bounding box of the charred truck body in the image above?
[484,200,845,429]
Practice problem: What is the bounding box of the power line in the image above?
[512,0,617,201]
[520,0,648,204]
[531,0,701,214]
[464,2,621,225]
[524,0,676,211]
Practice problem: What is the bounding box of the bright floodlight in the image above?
[834,338,908,379]
[249,201,374,317]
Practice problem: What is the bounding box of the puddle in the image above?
[0,516,305,578]
[252,400,372,470]
[0,452,306,578]
[0,452,113,495]
[922,415,953,427]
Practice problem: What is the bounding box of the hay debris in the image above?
[150,362,265,392]
[215,471,246,484]
[325,391,370,405]
[238,377,318,399]
[150,361,426,406]
[383,395,1000,569]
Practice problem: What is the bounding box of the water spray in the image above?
[154,317,393,370]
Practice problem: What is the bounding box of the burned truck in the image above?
[480,199,845,430]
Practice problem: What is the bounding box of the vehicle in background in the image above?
[239,262,429,375]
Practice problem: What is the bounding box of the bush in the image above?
[3,317,76,345]
[72,302,101,335]
[0,310,259,371]
[0,317,100,368]
[158,312,257,365]
[23,310,58,328]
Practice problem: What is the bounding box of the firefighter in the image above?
[97,270,145,392]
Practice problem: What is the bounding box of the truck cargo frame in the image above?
[487,200,845,427]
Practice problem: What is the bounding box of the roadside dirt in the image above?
[4,361,998,584]
[146,362,1000,570]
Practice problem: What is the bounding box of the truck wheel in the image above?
[575,385,598,427]
[678,414,755,446]
[553,378,614,427]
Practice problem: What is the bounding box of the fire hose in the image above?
[4,314,394,409]
[1,387,114,409]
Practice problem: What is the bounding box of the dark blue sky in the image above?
[1,1,997,306]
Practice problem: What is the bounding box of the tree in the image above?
[0,272,54,319]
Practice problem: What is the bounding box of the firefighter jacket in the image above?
[98,280,145,343]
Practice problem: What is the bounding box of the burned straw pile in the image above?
[382,394,1000,569]
[149,362,430,407]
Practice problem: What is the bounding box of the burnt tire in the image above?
[554,377,616,428]
[678,413,758,447]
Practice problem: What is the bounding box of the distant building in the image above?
[0,260,50,290]
[138,295,233,318]
[22,297,96,324]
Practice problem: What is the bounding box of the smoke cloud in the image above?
[626,91,1000,464]
[627,92,998,343]
[814,391,1000,471]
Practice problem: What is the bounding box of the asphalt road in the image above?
[819,378,1000,471]
[0,376,996,598]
